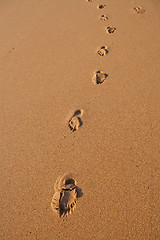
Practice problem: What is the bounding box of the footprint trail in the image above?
[134,6,145,14]
[97,5,106,9]
[51,174,83,218]
[92,71,108,85]
[100,14,108,21]
[97,46,108,56]
[105,26,116,34]
[68,110,84,132]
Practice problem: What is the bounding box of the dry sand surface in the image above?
[1,0,160,239]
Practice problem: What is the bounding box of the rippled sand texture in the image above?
[1,0,160,239]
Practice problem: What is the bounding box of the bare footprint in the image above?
[92,71,108,85]
[100,14,108,21]
[68,110,83,132]
[97,46,108,56]
[97,5,106,9]
[51,174,83,218]
[105,26,116,34]
[134,6,145,14]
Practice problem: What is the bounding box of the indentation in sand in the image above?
[97,5,106,9]
[92,71,108,85]
[105,26,116,34]
[100,14,108,21]
[134,6,145,14]
[97,46,108,56]
[87,0,94,2]
[51,174,83,218]
[68,110,83,132]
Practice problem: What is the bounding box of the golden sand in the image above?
[1,0,160,239]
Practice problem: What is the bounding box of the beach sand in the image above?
[1,0,160,239]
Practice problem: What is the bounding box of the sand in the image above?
[1,0,160,239]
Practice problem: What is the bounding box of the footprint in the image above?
[100,14,108,21]
[51,174,83,218]
[105,26,116,34]
[87,0,94,2]
[92,71,108,85]
[134,6,145,14]
[68,109,83,132]
[97,5,106,9]
[97,46,108,56]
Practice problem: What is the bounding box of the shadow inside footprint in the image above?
[68,109,83,132]
[92,70,108,85]
[97,46,108,56]
[76,187,84,198]
[134,6,145,14]
[97,4,106,9]
[105,26,116,34]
